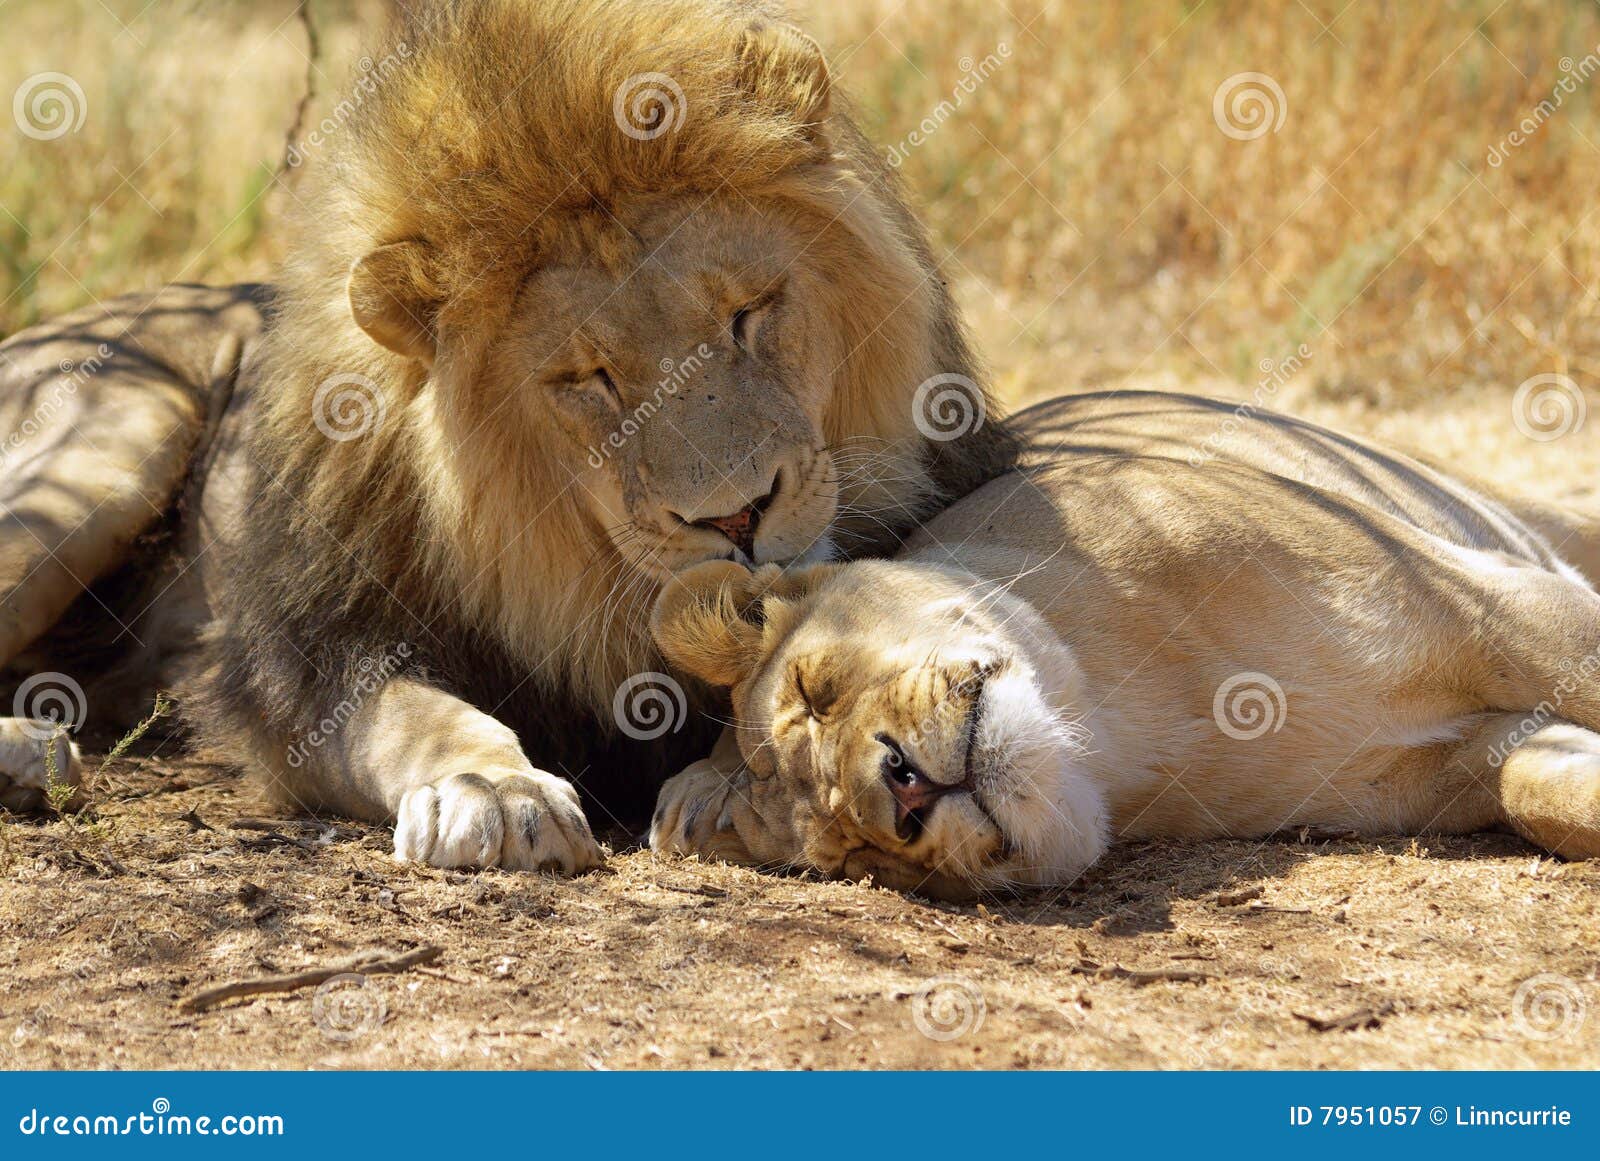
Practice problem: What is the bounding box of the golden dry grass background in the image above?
[4,0,1598,398]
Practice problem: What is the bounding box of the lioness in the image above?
[0,0,1013,868]
[649,392,1600,899]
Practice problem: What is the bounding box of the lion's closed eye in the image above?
[730,289,781,350]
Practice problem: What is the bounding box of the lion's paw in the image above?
[394,771,603,874]
[0,721,82,813]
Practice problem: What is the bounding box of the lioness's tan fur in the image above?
[652,393,1600,898]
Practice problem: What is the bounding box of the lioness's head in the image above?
[648,560,1109,899]
[261,0,1013,704]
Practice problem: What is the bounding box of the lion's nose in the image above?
[678,483,777,559]
[696,502,761,557]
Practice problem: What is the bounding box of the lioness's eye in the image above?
[877,734,920,787]
[795,669,821,719]
[592,367,619,398]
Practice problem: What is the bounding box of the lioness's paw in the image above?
[649,759,743,861]
[394,771,603,874]
[0,721,82,813]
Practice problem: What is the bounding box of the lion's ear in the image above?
[347,241,442,365]
[736,20,831,139]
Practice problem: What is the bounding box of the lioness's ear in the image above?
[736,20,831,138]
[652,561,767,688]
[347,240,442,365]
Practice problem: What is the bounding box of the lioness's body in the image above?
[935,394,1600,842]
[652,394,1600,897]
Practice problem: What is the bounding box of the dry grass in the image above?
[3,754,1597,1069]
[4,0,1598,406]
[811,0,1600,404]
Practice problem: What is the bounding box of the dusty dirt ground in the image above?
[2,389,1599,1071]
[2,748,1597,1071]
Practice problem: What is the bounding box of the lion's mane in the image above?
[192,0,1015,815]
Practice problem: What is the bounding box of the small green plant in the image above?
[99,691,172,771]
[42,725,75,815]
[47,694,172,861]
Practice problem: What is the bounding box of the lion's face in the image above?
[279,2,1009,706]
[483,200,841,575]
[650,561,1110,898]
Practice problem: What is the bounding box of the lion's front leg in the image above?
[316,678,604,874]
[0,721,82,813]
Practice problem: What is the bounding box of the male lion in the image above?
[650,393,1600,899]
[0,0,1013,869]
